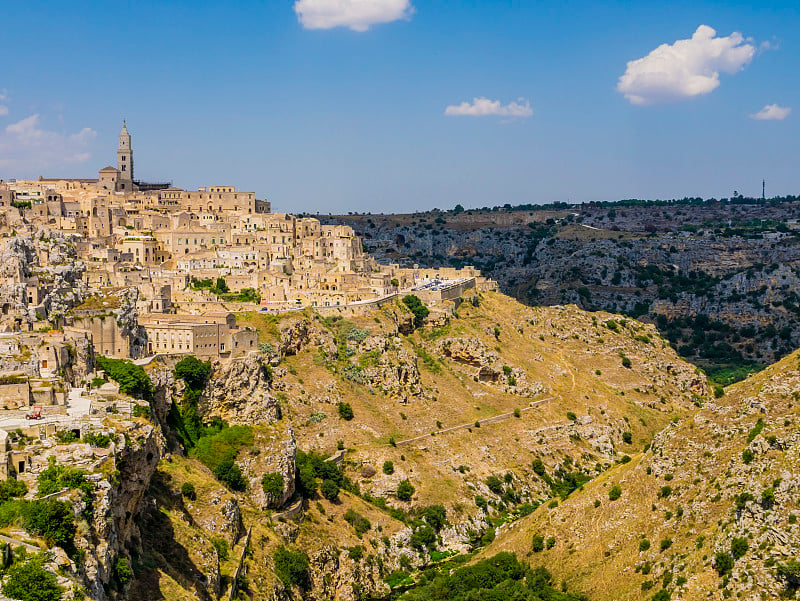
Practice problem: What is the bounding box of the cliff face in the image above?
[324,201,800,369]
[83,423,164,599]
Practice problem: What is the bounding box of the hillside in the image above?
[124,290,712,600]
[483,346,800,600]
[322,199,800,379]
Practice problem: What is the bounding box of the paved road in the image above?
[396,395,558,447]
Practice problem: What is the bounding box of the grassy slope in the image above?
[483,348,800,600]
[249,291,706,516]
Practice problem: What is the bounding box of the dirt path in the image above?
[396,395,558,447]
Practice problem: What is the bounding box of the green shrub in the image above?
[609,485,622,501]
[2,554,63,601]
[114,557,132,586]
[475,495,487,510]
[621,356,632,369]
[531,535,545,552]
[659,538,672,552]
[486,475,503,494]
[422,505,447,531]
[742,449,755,464]
[132,404,151,419]
[211,537,229,561]
[651,590,670,601]
[713,385,725,398]
[181,482,196,500]
[397,479,414,502]
[273,547,310,589]
[382,461,394,475]
[566,412,577,421]
[730,536,748,560]
[22,499,76,556]
[344,509,371,537]
[174,356,212,390]
[0,478,27,502]
[83,431,113,448]
[261,473,284,506]
[320,479,340,502]
[95,356,154,400]
[191,425,253,490]
[639,539,651,552]
[338,402,354,420]
[410,523,436,551]
[658,485,672,498]
[714,551,734,576]
[622,431,632,444]
[213,458,247,491]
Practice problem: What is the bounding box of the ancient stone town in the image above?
[0,123,491,480]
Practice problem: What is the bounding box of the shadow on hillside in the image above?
[127,470,213,601]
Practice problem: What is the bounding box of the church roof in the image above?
[99,166,119,173]
[120,120,129,136]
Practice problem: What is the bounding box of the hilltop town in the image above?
[0,122,492,360]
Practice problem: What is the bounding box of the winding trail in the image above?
[396,395,558,447]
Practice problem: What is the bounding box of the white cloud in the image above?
[617,25,755,105]
[0,90,7,116]
[0,114,96,173]
[751,104,791,121]
[294,0,413,32]
[444,97,533,118]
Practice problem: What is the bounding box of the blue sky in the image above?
[0,0,797,213]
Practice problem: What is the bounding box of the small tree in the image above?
[402,295,429,328]
[531,535,545,552]
[397,479,414,502]
[382,460,394,475]
[608,485,622,501]
[115,557,133,587]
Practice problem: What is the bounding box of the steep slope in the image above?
[124,290,713,600]
[484,347,800,600]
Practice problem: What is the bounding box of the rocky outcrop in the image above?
[241,426,297,510]
[201,352,281,424]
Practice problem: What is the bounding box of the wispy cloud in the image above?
[0,90,7,117]
[751,104,791,121]
[444,97,533,118]
[0,114,96,173]
[617,25,755,105]
[294,0,414,32]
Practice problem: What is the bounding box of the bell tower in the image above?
[117,120,134,185]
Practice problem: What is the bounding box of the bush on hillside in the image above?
[402,295,429,328]
[273,547,310,590]
[95,356,154,400]
[397,479,414,502]
[2,554,62,601]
